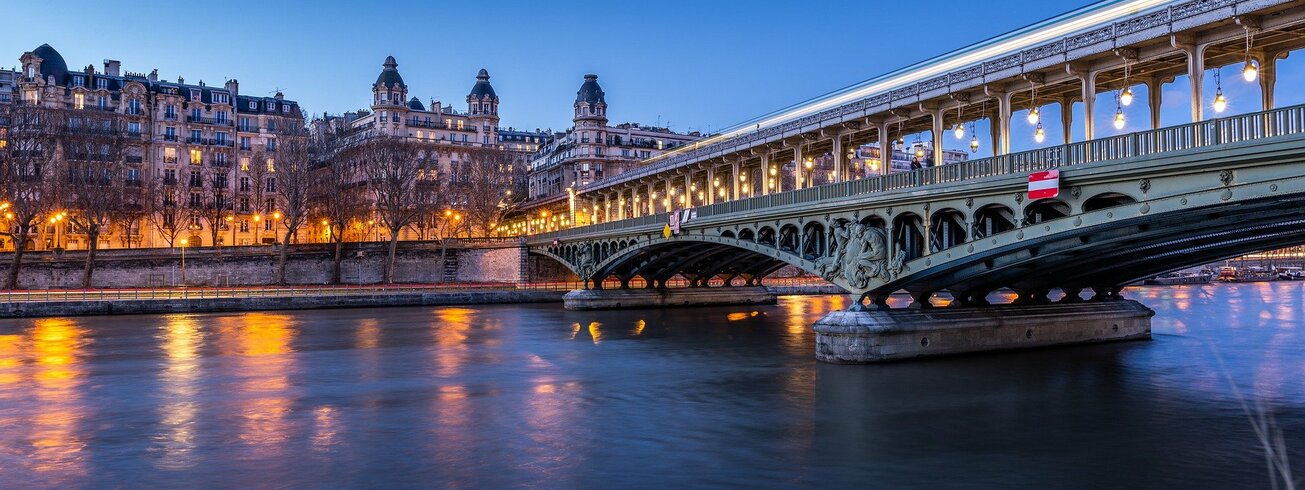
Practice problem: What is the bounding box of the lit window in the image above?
[240,157,250,171]
[266,159,275,172]
[190,149,203,165]
[164,147,178,163]
[73,93,85,109]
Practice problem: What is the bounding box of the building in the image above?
[1,44,304,250]
[526,74,701,202]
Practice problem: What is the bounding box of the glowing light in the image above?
[970,136,980,153]
[1120,87,1134,106]
[1034,123,1045,143]
[1243,60,1258,82]
[1027,106,1040,125]
[803,158,813,170]
[953,124,965,139]
[1113,109,1126,130]
[1213,89,1228,113]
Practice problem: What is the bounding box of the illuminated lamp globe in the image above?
[1034,124,1046,143]
[1120,87,1134,107]
[969,136,980,153]
[953,124,964,139]
[1027,107,1040,125]
[1213,90,1228,113]
[1113,109,1126,130]
[1243,60,1259,82]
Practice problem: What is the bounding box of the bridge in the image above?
[522,0,1305,362]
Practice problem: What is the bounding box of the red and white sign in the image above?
[1028,169,1060,200]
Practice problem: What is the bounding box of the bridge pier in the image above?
[812,300,1153,364]
[563,286,776,310]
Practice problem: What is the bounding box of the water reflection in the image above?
[0,284,1298,487]
[152,315,204,470]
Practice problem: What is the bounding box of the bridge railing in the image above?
[535,103,1305,242]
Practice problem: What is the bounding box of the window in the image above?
[189,192,202,207]
[239,118,252,131]
[127,99,141,115]
[240,157,249,172]
[72,75,85,87]
[215,111,228,124]
[165,127,177,141]
[189,149,202,165]
[240,219,249,232]
[189,171,202,187]
[164,147,178,164]
[282,105,289,114]
[213,93,229,104]
[73,93,85,109]
[456,120,464,130]
[190,216,203,228]
[23,90,37,104]
[266,139,276,152]
[96,79,108,90]
[239,137,251,151]
[239,176,249,192]
[265,178,276,192]
[239,198,250,213]
[266,159,275,172]
[215,173,228,188]
[191,108,202,121]
[165,105,176,119]
[248,100,256,110]
[126,168,141,183]
[97,96,108,110]
[267,120,276,132]
[190,89,201,101]
[264,219,273,231]
[214,153,228,167]
[25,65,35,78]
[127,122,140,136]
[190,129,202,143]
[215,132,228,145]
[163,169,177,183]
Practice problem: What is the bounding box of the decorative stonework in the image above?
[1115,10,1170,36]
[1023,40,1066,63]
[814,222,906,290]
[984,54,1022,74]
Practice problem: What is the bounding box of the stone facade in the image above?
[0,243,526,289]
[2,44,304,250]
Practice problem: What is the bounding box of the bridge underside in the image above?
[895,194,1305,306]
[588,242,792,289]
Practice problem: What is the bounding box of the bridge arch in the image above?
[757,226,776,246]
[929,208,968,253]
[738,228,755,242]
[582,234,825,290]
[1024,199,1071,225]
[893,213,925,261]
[801,221,827,260]
[973,204,1016,239]
[1083,192,1138,212]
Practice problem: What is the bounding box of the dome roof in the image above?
[407,97,426,111]
[31,44,69,82]
[575,74,605,105]
[468,68,497,99]
[374,55,405,89]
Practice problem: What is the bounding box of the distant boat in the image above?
[1145,271,1214,286]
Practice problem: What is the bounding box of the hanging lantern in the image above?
[1120,87,1134,107]
[1113,109,1126,130]
[1213,89,1228,113]
[1242,60,1258,82]
[1034,123,1045,143]
[914,146,925,159]
[953,123,965,139]
[969,135,979,153]
[1027,106,1040,125]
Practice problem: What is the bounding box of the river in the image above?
[0,283,1301,488]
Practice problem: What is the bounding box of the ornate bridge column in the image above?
[1060,95,1075,144]
[984,86,1012,155]
[874,120,891,175]
[706,166,716,205]
[1067,62,1097,142]
[1145,76,1164,130]
[1171,33,1207,123]
[683,173,693,207]
[793,145,805,189]
[831,134,844,183]
[761,153,772,195]
[731,160,741,201]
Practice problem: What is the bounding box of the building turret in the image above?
[573,74,608,151]
[467,69,500,146]
[372,55,408,108]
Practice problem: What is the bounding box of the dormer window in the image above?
[213,92,229,104]
[96,78,108,90]
[190,89,201,101]
[282,105,289,114]
[25,65,35,78]
[72,75,85,87]
[248,100,256,110]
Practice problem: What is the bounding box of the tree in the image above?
[243,149,273,245]
[309,124,367,284]
[145,172,194,248]
[61,109,129,288]
[272,121,313,285]
[197,164,233,247]
[358,136,425,283]
[113,175,149,249]
[0,103,63,289]
[457,147,522,237]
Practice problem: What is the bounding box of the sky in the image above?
[5,0,1300,153]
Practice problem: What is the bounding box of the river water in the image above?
[0,283,1301,488]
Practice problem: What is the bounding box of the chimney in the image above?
[275,91,284,101]
[225,79,239,98]
[148,69,158,82]
[103,59,121,77]
[178,76,185,84]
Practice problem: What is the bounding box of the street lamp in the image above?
[179,238,189,286]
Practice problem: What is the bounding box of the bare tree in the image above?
[145,172,193,248]
[457,147,522,237]
[61,109,129,287]
[243,149,273,245]
[196,163,232,247]
[309,124,367,283]
[358,136,424,283]
[0,103,63,289]
[113,173,149,249]
[272,122,313,284]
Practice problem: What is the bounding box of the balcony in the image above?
[163,113,177,121]
[238,125,259,133]
[162,157,178,164]
[162,134,178,142]
[125,179,143,187]
[126,156,143,164]
[161,177,178,186]
[187,116,233,126]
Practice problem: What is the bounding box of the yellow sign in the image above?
[662,224,672,238]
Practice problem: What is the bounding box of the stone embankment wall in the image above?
[0,242,527,289]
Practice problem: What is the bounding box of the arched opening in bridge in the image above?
[757,226,776,247]
[1024,199,1070,225]
[801,222,826,260]
[860,215,887,230]
[930,208,968,252]
[721,230,736,239]
[738,228,755,242]
[1083,192,1137,212]
[893,213,925,261]
[973,204,1016,239]
[778,224,799,253]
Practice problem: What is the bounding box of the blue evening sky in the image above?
[5,0,1300,155]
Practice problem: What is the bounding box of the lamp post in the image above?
[179,238,188,286]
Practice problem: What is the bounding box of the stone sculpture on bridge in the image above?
[576,244,596,287]
[815,222,905,292]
